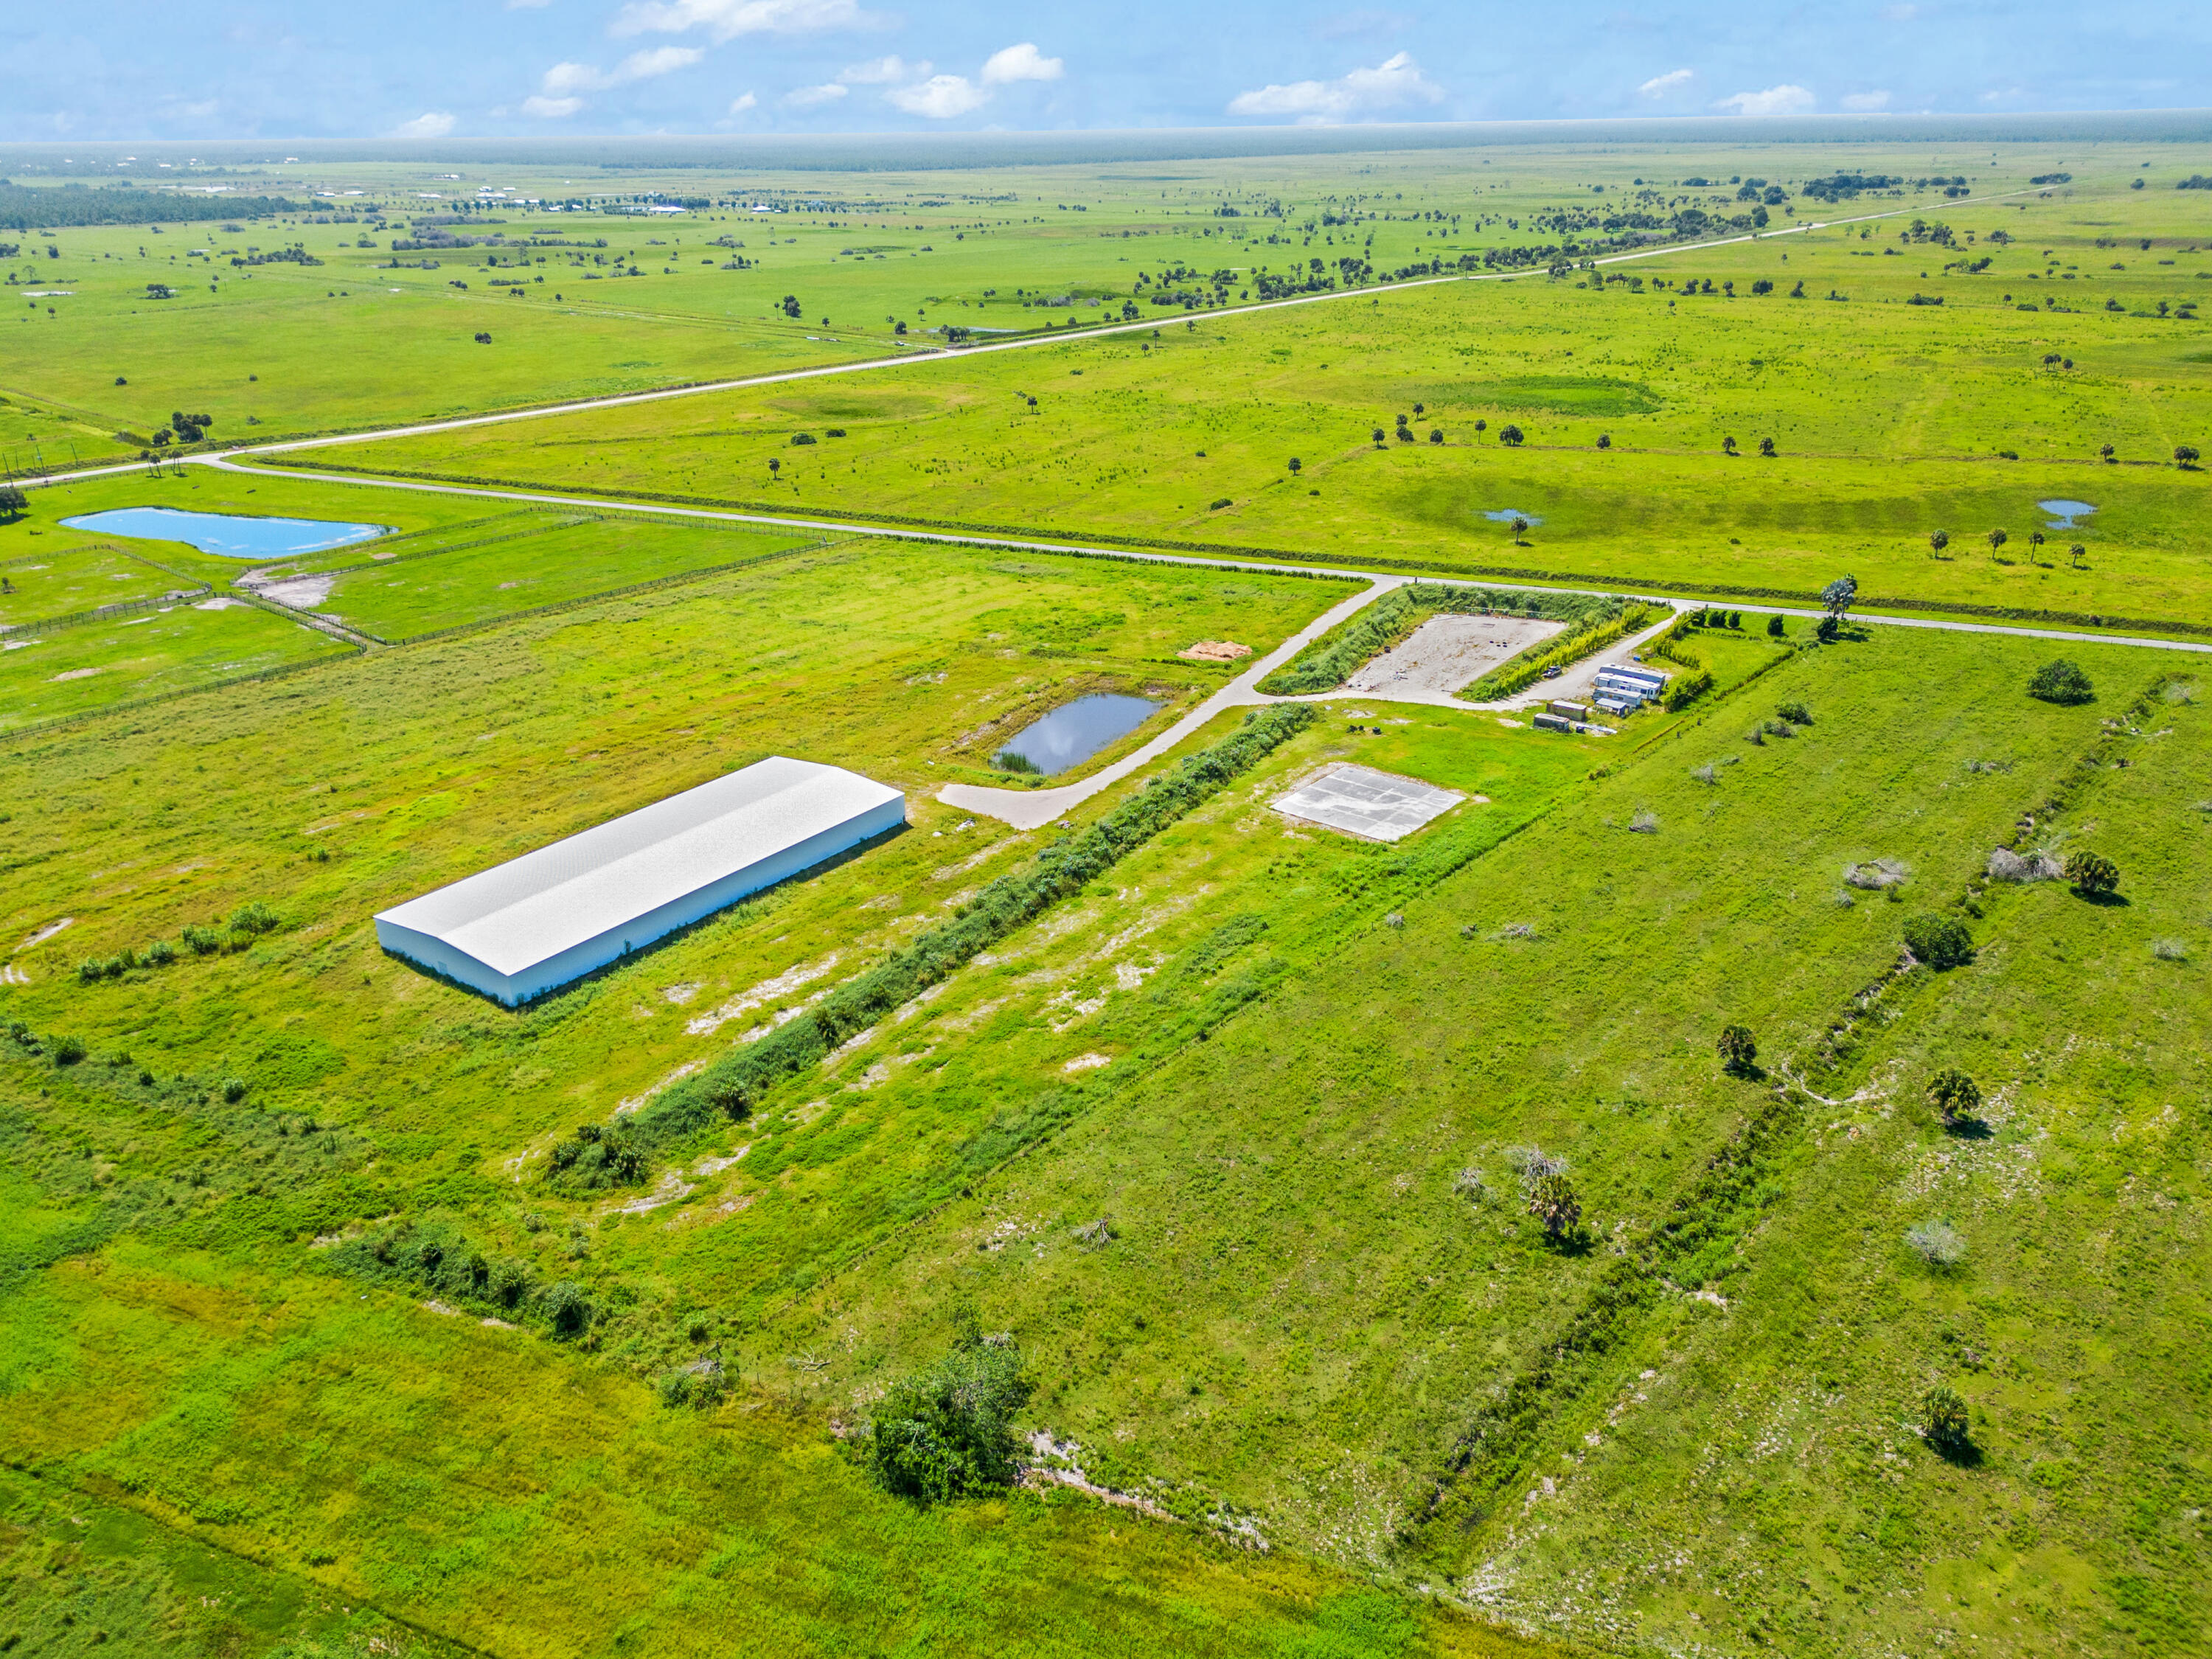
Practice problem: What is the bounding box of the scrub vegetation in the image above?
[5,131,2212,1659]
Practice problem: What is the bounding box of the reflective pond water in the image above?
[995,693,1161,776]
[61,507,392,559]
[1480,508,1545,526]
[2037,498,2098,529]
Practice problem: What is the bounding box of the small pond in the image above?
[995,693,1161,776]
[2037,498,2097,530]
[60,507,392,560]
[1480,508,1545,526]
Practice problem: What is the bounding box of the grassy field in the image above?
[7,130,2212,1659]
[296,159,2212,630]
[4,139,2199,476]
[4,515,2202,1654]
[0,599,354,732]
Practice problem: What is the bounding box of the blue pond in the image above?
[1480,508,1544,526]
[996,694,1161,776]
[60,507,392,560]
[2037,498,2097,529]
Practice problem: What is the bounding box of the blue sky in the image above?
[6,0,2208,142]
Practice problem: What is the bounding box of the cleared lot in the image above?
[1271,762,1465,841]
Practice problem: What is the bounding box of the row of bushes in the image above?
[1459,602,1660,702]
[628,703,1319,1157]
[1258,583,1635,696]
[77,902,281,983]
[332,1214,597,1338]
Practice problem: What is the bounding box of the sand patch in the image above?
[1344,613,1564,697]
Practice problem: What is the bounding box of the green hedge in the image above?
[630,703,1318,1152]
[1459,602,1659,702]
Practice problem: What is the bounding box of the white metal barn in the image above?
[374,756,904,1005]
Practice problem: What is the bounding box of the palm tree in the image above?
[1511,516,1530,545]
[2070,543,2086,568]
[1986,528,2008,560]
[2099,442,2116,462]
[2028,529,2047,561]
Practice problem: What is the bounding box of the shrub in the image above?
[229,901,282,936]
[1526,1172,1584,1241]
[868,1340,1033,1504]
[790,432,818,445]
[182,924,223,956]
[1903,912,1973,970]
[1766,613,1786,637]
[1927,1067,1981,1127]
[1453,1166,1493,1205]
[2153,939,2188,961]
[546,1121,647,1192]
[1906,1220,1966,1267]
[145,939,177,966]
[1627,808,1659,834]
[656,1370,695,1408]
[1923,1383,1972,1453]
[1717,1024,1757,1074]
[221,1077,248,1104]
[2027,659,2093,704]
[1662,670,1712,711]
[489,1259,531,1308]
[1208,497,1233,510]
[1776,700,1812,725]
[1691,762,1718,785]
[1498,423,1524,445]
[51,1034,88,1065]
[990,749,1042,775]
[541,1279,593,1337]
[2063,849,2118,896]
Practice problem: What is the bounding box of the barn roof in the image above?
[376,757,900,977]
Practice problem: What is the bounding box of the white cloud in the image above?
[1226,51,1442,122]
[615,44,706,78]
[522,94,585,118]
[886,73,991,117]
[728,91,758,113]
[540,60,602,95]
[839,54,925,83]
[1638,68,1693,97]
[389,111,457,139]
[785,82,850,107]
[980,42,1063,86]
[1712,83,1815,116]
[612,0,877,43]
[1840,89,1891,111]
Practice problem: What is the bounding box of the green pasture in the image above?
[0,599,350,731]
[1,517,2202,1654]
[0,543,201,627]
[7,133,2212,1659]
[282,512,827,642]
[313,169,2212,630]
[3,139,2200,465]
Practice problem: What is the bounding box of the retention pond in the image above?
[61,507,392,560]
[995,693,1160,775]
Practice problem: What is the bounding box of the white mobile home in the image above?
[374,756,903,1005]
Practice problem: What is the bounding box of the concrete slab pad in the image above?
[1271,764,1465,842]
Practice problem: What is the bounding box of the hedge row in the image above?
[630,703,1319,1151]
[1460,602,1661,703]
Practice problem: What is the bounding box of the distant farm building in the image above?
[374,757,904,1005]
